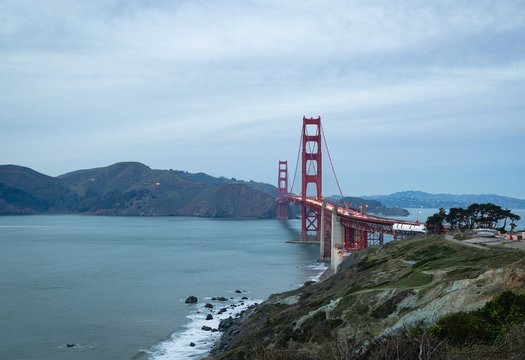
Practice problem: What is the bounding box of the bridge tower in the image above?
[277,160,288,219]
[301,116,322,242]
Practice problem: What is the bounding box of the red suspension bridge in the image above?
[276,116,426,271]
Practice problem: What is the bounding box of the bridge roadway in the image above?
[283,193,426,273]
[284,193,425,235]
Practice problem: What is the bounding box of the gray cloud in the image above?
[1,0,524,197]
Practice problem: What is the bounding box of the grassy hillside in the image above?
[211,235,525,359]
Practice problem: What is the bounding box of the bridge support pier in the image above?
[320,203,325,259]
[330,206,345,272]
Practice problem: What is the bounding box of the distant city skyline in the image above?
[1,1,524,198]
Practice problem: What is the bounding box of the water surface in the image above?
[0,215,320,360]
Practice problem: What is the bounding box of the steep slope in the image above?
[0,183,48,214]
[211,235,525,359]
[178,183,276,218]
[0,165,78,211]
[175,171,277,197]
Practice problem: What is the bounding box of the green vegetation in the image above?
[0,162,278,217]
[426,203,521,234]
[213,235,525,360]
[431,290,525,345]
[219,290,525,360]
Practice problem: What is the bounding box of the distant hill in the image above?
[362,191,525,209]
[328,195,409,217]
[0,162,278,218]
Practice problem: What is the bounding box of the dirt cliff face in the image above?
[211,235,525,359]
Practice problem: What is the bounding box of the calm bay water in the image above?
[0,215,322,360]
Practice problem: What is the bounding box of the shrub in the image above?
[431,290,525,345]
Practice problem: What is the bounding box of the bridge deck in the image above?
[284,193,423,228]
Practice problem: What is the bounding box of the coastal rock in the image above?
[185,296,198,304]
[209,305,257,357]
[218,308,227,314]
[242,296,248,300]
[189,342,195,347]
[219,316,234,330]
[201,325,212,331]
[205,303,214,309]
[235,290,242,293]
[206,314,214,320]
[216,296,228,301]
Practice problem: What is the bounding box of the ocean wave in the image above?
[304,262,328,282]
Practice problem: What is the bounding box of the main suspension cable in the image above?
[321,123,348,208]
[289,129,302,194]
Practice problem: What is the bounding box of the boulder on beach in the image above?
[185,296,198,304]
[219,316,234,330]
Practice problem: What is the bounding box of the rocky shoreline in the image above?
[181,293,259,346]
[206,303,258,358]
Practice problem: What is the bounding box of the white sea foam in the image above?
[143,265,326,359]
[144,296,260,360]
[305,262,328,282]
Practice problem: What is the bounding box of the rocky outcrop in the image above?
[184,296,198,304]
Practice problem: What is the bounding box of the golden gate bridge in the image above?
[276,116,426,272]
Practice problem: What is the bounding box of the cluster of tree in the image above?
[426,203,521,234]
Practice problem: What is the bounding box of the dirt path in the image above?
[445,234,525,251]
[445,235,487,249]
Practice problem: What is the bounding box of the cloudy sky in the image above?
[1,0,524,198]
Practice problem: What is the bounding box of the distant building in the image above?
[504,231,525,241]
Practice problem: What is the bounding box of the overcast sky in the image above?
[1,0,524,198]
